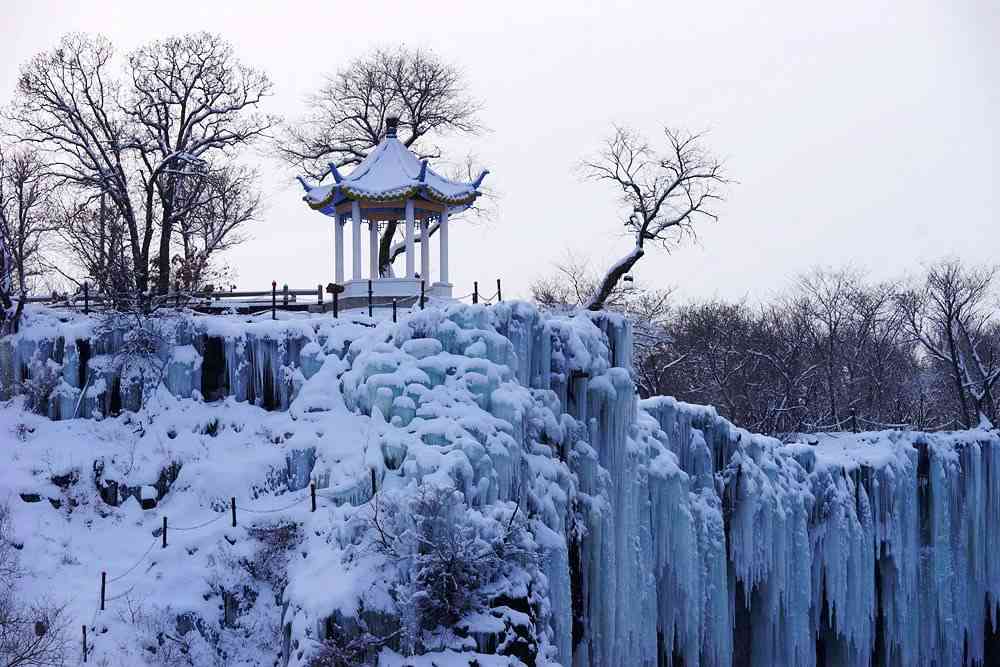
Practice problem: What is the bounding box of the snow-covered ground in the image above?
[1,303,998,666]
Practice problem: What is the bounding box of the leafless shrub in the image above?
[19,359,61,416]
[0,502,70,666]
[368,485,532,646]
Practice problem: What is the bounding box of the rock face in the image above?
[3,303,1000,667]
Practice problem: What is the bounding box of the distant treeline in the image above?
[533,258,1000,435]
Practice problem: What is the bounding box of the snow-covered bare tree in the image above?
[0,146,56,333]
[530,255,676,395]
[901,259,999,427]
[174,165,261,291]
[277,46,483,277]
[277,46,480,178]
[0,502,69,666]
[531,256,976,434]
[797,267,864,427]
[54,192,134,302]
[7,32,276,296]
[581,126,727,311]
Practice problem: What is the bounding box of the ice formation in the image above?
[0,303,998,666]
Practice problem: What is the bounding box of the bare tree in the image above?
[277,46,482,277]
[580,126,727,311]
[277,46,480,179]
[531,254,634,310]
[798,267,864,426]
[125,32,275,293]
[0,503,69,666]
[52,192,134,301]
[533,255,977,435]
[174,165,261,291]
[7,32,275,296]
[901,259,999,427]
[0,147,56,333]
[530,255,676,395]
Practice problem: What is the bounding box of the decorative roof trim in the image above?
[307,184,478,211]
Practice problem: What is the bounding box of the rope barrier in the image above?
[170,512,226,531]
[105,585,136,602]
[107,537,158,584]
[857,416,915,430]
[240,495,308,514]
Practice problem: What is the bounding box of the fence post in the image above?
[368,280,373,317]
[311,482,316,512]
[230,497,236,528]
[473,281,479,305]
[162,516,167,549]
[420,280,426,309]
[851,408,858,433]
[282,284,289,307]
[333,290,339,318]
[83,282,90,314]
[392,299,397,323]
[82,624,87,662]
[174,281,181,308]
[100,571,106,611]
[370,468,377,496]
[271,281,277,321]
[317,284,323,308]
[496,278,502,303]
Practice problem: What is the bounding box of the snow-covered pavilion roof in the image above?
[300,128,487,217]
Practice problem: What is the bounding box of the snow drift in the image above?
[0,303,998,666]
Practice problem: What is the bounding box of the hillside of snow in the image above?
[1,303,999,667]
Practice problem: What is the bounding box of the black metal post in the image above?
[100,572,106,611]
[420,280,426,309]
[282,284,289,307]
[392,299,397,323]
[271,281,277,320]
[851,408,858,433]
[368,280,373,317]
[370,468,377,496]
[83,625,87,662]
[473,281,479,305]
[333,290,339,318]
[497,278,502,303]
[162,516,167,549]
[230,497,236,527]
[83,282,89,314]
[310,483,317,512]
[317,284,323,307]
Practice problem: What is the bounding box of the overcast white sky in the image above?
[2,0,997,302]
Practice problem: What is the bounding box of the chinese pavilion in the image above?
[297,117,488,304]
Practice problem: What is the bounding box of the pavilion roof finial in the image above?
[472,170,490,189]
[385,115,399,139]
[328,163,344,184]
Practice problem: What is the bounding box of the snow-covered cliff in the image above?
[1,303,998,666]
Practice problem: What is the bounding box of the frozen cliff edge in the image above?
[0,303,998,667]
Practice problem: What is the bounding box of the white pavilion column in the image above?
[351,201,362,280]
[420,218,430,283]
[369,219,379,280]
[438,209,449,284]
[405,199,415,278]
[334,216,345,284]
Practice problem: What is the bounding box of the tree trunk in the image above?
[587,245,644,311]
[378,220,398,277]
[945,321,972,427]
[156,191,175,295]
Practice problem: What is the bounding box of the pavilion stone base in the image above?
[313,279,454,313]
[340,278,452,300]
